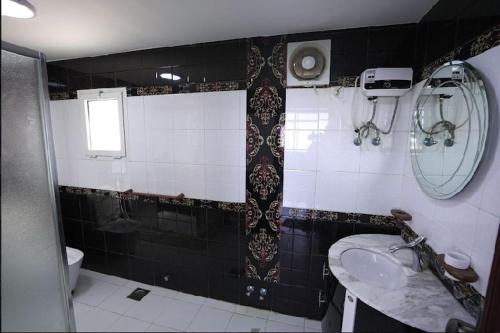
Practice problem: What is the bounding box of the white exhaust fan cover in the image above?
[287,39,331,87]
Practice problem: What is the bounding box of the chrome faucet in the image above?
[389,235,426,272]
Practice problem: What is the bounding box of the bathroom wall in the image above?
[50,91,247,202]
[48,2,500,320]
[401,46,500,297]
[283,87,412,215]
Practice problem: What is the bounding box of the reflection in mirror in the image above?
[410,61,488,199]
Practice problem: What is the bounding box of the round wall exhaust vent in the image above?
[289,47,325,80]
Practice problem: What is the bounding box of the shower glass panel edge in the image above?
[1,41,76,332]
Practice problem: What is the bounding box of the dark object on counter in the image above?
[391,209,412,222]
[445,318,475,333]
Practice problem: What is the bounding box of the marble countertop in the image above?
[328,234,475,332]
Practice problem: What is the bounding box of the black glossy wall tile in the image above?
[129,257,156,285]
[107,252,130,278]
[105,231,128,255]
[311,221,354,255]
[92,72,116,88]
[209,274,240,304]
[63,218,84,248]
[82,221,106,250]
[81,247,108,272]
[331,29,368,54]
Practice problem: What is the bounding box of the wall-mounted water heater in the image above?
[287,39,331,87]
[360,67,413,97]
[353,67,413,146]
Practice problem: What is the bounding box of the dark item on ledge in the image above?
[391,209,412,222]
[126,189,185,200]
[437,254,479,283]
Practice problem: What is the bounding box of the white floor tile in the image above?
[74,274,120,306]
[125,293,170,322]
[146,324,180,332]
[204,298,237,312]
[305,318,322,330]
[74,269,316,333]
[126,280,156,291]
[188,306,233,332]
[173,291,207,305]
[151,286,179,299]
[226,313,267,332]
[79,269,127,286]
[153,298,201,331]
[75,306,120,332]
[98,286,137,314]
[73,301,93,318]
[107,316,151,332]
[234,305,271,319]
[268,311,305,327]
[265,320,304,332]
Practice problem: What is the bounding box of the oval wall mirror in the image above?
[410,60,489,199]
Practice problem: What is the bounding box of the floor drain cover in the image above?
[127,288,150,301]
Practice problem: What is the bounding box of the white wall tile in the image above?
[283,170,316,208]
[126,126,147,162]
[126,161,148,193]
[146,163,175,195]
[206,165,241,202]
[127,96,145,129]
[315,171,358,212]
[204,91,241,129]
[205,130,242,166]
[284,129,318,171]
[144,95,175,129]
[171,93,204,129]
[50,101,68,159]
[147,129,175,163]
[174,129,205,165]
[174,164,205,199]
[63,99,87,160]
[51,90,246,203]
[317,131,360,172]
[471,210,500,295]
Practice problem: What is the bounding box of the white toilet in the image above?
[66,247,84,291]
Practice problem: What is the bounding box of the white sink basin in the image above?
[340,248,407,290]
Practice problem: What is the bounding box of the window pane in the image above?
[86,99,121,151]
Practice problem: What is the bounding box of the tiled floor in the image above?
[73,269,322,332]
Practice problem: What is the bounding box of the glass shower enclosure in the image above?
[1,41,76,332]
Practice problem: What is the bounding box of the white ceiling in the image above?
[1,0,437,61]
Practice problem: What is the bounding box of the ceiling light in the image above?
[160,73,181,81]
[1,0,36,18]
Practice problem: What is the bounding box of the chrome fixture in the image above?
[259,288,267,301]
[417,94,467,148]
[1,0,36,18]
[389,235,426,272]
[353,96,400,146]
[245,285,255,297]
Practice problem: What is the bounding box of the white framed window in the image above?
[77,87,127,158]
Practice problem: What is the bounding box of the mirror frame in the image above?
[410,60,489,199]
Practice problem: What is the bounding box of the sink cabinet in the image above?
[321,281,425,333]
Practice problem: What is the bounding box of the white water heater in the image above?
[360,67,413,97]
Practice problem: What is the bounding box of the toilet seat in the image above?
[66,247,84,265]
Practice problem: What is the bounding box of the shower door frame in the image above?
[1,41,76,332]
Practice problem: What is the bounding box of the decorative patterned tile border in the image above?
[59,186,245,212]
[245,36,287,283]
[419,24,500,81]
[280,207,399,228]
[400,222,484,320]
